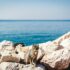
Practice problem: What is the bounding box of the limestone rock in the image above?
[53,32,70,46]
[0,40,14,50]
[0,62,20,70]
[15,46,29,60]
[37,47,45,61]
[15,45,29,53]
[41,48,70,70]
[39,42,58,54]
[0,50,15,56]
[0,56,20,63]
[0,49,20,63]
[60,38,70,49]
[0,62,45,70]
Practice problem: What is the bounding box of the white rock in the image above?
[41,48,70,70]
[17,51,25,60]
[37,48,45,61]
[0,55,20,63]
[53,32,70,45]
[0,40,14,50]
[0,62,45,70]
[0,50,20,63]
[60,38,70,49]
[39,41,58,54]
[0,50,14,56]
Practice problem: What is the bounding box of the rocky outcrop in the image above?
[0,40,46,70]
[40,32,70,70]
[0,32,70,70]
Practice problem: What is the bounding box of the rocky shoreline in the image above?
[0,32,70,70]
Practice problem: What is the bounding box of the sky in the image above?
[0,0,70,20]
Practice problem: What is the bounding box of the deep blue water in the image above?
[0,20,70,45]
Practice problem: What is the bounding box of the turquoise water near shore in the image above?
[0,20,70,45]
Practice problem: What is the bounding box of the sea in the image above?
[0,20,70,45]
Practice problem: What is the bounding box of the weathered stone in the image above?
[39,42,59,54]
[0,40,14,50]
[53,32,70,46]
[0,56,20,63]
[60,38,70,49]
[37,47,45,61]
[41,48,70,70]
[0,62,45,70]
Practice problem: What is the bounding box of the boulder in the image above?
[0,50,15,56]
[0,62,45,70]
[41,48,70,70]
[0,50,20,63]
[15,45,29,53]
[60,38,70,49]
[39,41,52,52]
[39,42,59,54]
[53,32,70,46]
[0,56,20,63]
[15,46,30,60]
[0,40,14,50]
[0,62,21,70]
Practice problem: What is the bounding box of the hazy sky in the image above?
[0,0,70,20]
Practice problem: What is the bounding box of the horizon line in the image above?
[0,19,70,21]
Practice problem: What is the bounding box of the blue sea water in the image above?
[0,20,70,45]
